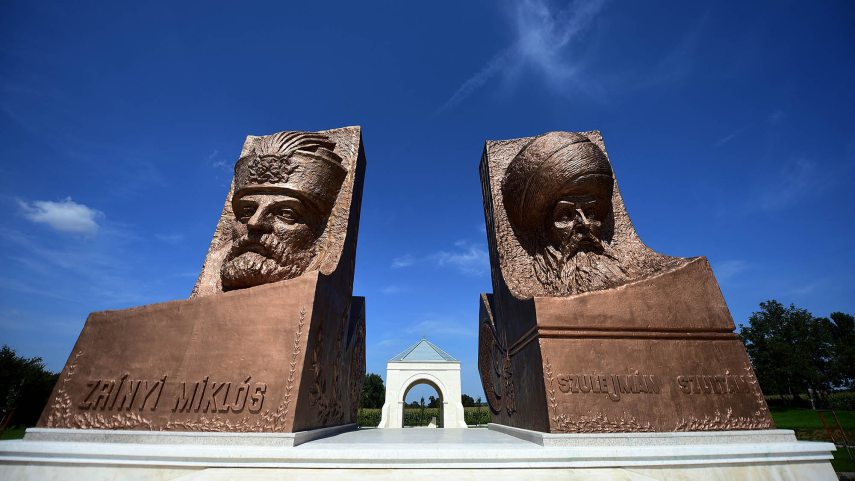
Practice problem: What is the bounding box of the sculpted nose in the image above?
[246,205,270,232]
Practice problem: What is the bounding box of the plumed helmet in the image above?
[233,131,347,216]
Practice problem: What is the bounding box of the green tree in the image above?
[359,373,385,409]
[461,394,475,407]
[427,395,440,408]
[828,312,855,389]
[740,300,833,403]
[0,345,58,428]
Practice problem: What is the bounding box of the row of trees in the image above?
[359,373,484,409]
[740,300,854,404]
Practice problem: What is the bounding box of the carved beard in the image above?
[533,224,629,296]
[220,227,317,291]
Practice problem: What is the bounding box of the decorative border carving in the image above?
[479,311,516,416]
[348,318,366,421]
[309,308,344,426]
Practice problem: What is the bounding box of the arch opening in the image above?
[402,379,444,428]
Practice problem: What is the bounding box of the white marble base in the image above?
[23,423,355,447]
[0,426,837,480]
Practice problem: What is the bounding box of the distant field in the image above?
[356,407,491,427]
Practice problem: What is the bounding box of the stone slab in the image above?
[488,423,798,446]
[23,424,355,447]
[0,427,835,473]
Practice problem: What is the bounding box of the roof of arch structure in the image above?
[389,338,458,363]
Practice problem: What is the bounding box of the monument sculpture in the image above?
[478,131,774,433]
[36,126,366,433]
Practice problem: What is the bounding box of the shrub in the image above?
[464,407,491,425]
[829,391,855,411]
[356,408,381,427]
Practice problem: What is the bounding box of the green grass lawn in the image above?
[770,409,855,473]
[0,426,26,440]
[771,408,855,430]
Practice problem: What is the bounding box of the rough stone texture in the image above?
[478,131,773,433]
[192,127,362,297]
[37,126,366,433]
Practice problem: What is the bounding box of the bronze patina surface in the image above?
[478,131,773,433]
[38,126,366,432]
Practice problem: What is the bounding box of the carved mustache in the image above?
[561,219,602,245]
[227,234,283,261]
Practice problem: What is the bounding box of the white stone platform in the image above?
[0,425,838,480]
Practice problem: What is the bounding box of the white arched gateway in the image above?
[377,339,467,429]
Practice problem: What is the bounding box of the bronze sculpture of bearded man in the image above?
[220,131,347,291]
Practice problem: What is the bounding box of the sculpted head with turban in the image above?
[502,132,630,295]
[220,131,347,291]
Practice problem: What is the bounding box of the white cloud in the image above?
[391,254,416,269]
[391,241,490,276]
[377,338,405,348]
[155,233,184,244]
[431,240,489,276]
[712,259,749,282]
[441,0,607,111]
[755,159,819,212]
[380,285,406,295]
[18,197,102,235]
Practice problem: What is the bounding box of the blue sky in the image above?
[1,1,853,402]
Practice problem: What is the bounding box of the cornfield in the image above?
[356,407,491,427]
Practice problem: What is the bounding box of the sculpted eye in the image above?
[275,208,299,224]
[237,204,257,223]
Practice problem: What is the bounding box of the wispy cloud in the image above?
[712,259,750,282]
[753,159,820,212]
[155,233,184,244]
[210,148,232,170]
[430,240,489,276]
[380,285,407,295]
[0,228,147,305]
[715,110,787,147]
[715,125,752,146]
[440,0,607,111]
[391,241,489,277]
[18,197,102,235]
[376,338,405,348]
[391,254,416,269]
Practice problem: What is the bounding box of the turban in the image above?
[502,131,613,235]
